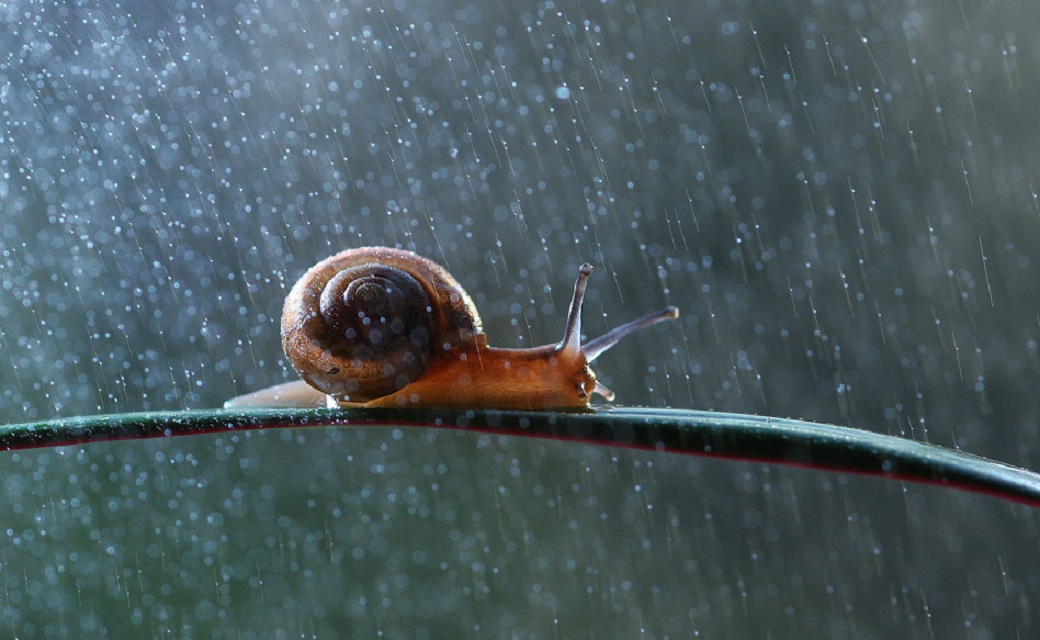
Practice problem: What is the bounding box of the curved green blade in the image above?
[1,407,1038,507]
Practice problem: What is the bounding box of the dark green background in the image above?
[5,424,1038,637]
[1,0,1039,636]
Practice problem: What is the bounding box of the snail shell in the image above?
[281,247,480,403]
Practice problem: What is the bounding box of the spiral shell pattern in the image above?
[281,247,482,402]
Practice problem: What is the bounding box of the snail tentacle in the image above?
[558,263,594,357]
[582,306,680,362]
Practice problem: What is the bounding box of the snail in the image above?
[225,246,679,410]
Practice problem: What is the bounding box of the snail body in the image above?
[226,246,678,410]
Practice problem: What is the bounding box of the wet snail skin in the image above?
[226,246,678,410]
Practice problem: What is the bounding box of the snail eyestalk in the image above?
[558,263,594,356]
[582,305,680,363]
